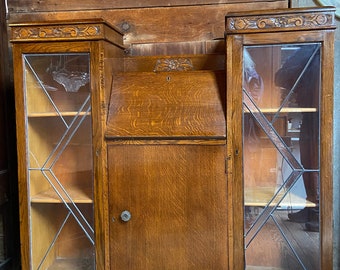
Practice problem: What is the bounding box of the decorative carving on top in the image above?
[153,58,193,72]
[11,24,102,40]
[227,12,334,32]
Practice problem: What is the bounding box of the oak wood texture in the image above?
[225,7,335,270]
[107,144,228,269]
[10,20,125,269]
[8,2,288,46]
[106,71,225,140]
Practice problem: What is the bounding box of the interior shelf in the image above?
[244,186,316,208]
[31,185,93,204]
[28,111,90,118]
[245,107,317,113]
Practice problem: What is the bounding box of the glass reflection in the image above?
[243,44,321,270]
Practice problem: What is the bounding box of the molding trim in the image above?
[9,20,124,47]
[226,8,336,33]
[11,23,103,41]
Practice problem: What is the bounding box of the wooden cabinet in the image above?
[225,7,336,270]
[10,19,124,269]
[9,6,336,270]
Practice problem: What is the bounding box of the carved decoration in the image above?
[227,12,334,32]
[153,58,193,72]
[11,24,102,40]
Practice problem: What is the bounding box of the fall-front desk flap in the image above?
[105,71,226,140]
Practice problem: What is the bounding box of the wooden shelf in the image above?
[245,107,317,113]
[28,111,90,118]
[245,186,316,208]
[31,185,93,204]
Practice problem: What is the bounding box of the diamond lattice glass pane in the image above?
[24,53,94,269]
[243,44,321,270]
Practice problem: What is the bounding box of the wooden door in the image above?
[108,144,228,269]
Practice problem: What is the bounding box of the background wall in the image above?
[292,1,340,269]
[0,0,19,268]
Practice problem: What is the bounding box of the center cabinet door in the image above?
[108,144,228,269]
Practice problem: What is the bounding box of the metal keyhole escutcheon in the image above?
[120,210,131,222]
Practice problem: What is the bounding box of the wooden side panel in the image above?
[105,71,226,139]
[319,30,335,270]
[108,144,228,269]
[225,34,244,270]
[91,41,125,270]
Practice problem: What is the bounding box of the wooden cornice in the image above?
[226,7,336,34]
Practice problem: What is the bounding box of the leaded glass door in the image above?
[243,44,321,270]
[225,7,335,270]
[24,53,95,269]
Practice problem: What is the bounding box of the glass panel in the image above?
[243,44,320,270]
[24,53,95,269]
